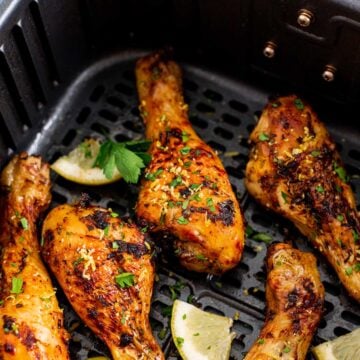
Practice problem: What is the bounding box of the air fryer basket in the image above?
[0,1,359,360]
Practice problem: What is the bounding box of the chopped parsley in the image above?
[196,254,207,261]
[272,102,280,108]
[258,133,270,142]
[245,225,255,237]
[110,212,119,218]
[333,162,348,183]
[168,281,185,301]
[162,306,173,317]
[182,131,190,142]
[206,197,216,212]
[103,225,110,237]
[170,176,182,188]
[182,199,190,210]
[283,345,291,353]
[158,327,167,340]
[176,337,184,347]
[115,272,135,288]
[180,146,191,155]
[79,141,92,158]
[112,241,119,249]
[353,230,359,243]
[145,169,163,181]
[345,267,353,276]
[315,185,325,193]
[281,191,288,204]
[184,161,192,168]
[193,332,200,336]
[311,150,321,157]
[11,277,23,294]
[177,216,189,225]
[182,314,187,320]
[337,214,344,222]
[20,217,28,230]
[252,233,273,243]
[294,98,304,110]
[354,263,360,272]
[190,183,201,190]
[257,338,265,345]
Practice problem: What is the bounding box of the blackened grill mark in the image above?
[88,308,98,319]
[4,342,15,354]
[21,327,36,349]
[44,229,54,243]
[113,239,148,259]
[79,193,91,208]
[120,333,133,347]
[83,210,109,230]
[179,187,191,198]
[3,315,15,333]
[218,200,235,226]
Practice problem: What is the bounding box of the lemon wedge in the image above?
[171,299,236,360]
[312,328,360,360]
[51,138,121,185]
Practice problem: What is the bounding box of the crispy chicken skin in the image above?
[245,243,324,360]
[245,95,360,302]
[135,52,245,274]
[0,153,69,359]
[41,200,164,360]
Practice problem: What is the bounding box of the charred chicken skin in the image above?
[245,243,324,360]
[245,95,360,302]
[135,52,245,274]
[41,199,164,360]
[0,153,69,359]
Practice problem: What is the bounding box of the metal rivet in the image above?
[297,9,314,27]
[263,42,277,58]
[322,65,336,82]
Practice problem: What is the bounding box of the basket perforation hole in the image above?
[85,190,101,202]
[248,287,265,302]
[98,109,117,122]
[76,107,91,124]
[349,149,360,161]
[122,69,135,82]
[243,245,257,259]
[231,338,245,352]
[239,137,250,149]
[196,102,215,114]
[89,85,105,102]
[247,124,255,134]
[183,79,198,92]
[335,142,343,152]
[106,96,126,109]
[225,166,243,180]
[323,280,341,296]
[115,83,133,96]
[254,271,266,282]
[233,320,253,335]
[106,201,127,216]
[222,113,241,126]
[207,140,225,153]
[62,129,76,146]
[114,133,131,142]
[52,191,67,204]
[334,326,350,337]
[203,89,223,102]
[151,300,172,317]
[341,310,360,325]
[203,306,225,317]
[318,318,327,329]
[214,126,233,140]
[254,110,262,121]
[91,122,110,136]
[0,112,15,149]
[123,120,144,133]
[189,115,208,129]
[251,212,273,228]
[324,300,334,316]
[229,100,248,113]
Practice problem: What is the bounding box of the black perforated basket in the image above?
[0,1,359,359]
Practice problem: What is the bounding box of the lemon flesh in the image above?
[51,138,122,185]
[312,328,360,360]
[171,299,236,360]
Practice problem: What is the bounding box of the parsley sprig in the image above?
[94,139,151,183]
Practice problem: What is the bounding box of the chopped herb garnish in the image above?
[145,169,163,181]
[162,306,173,317]
[121,313,127,325]
[196,254,207,261]
[169,281,185,300]
[315,185,325,193]
[258,133,270,142]
[115,272,135,288]
[283,345,291,353]
[257,338,265,345]
[206,197,216,212]
[103,225,110,237]
[112,241,119,249]
[193,332,200,336]
[94,139,151,183]
[176,337,184,347]
[190,183,201,190]
[158,327,167,340]
[79,141,92,158]
[281,191,288,204]
[333,162,348,183]
[215,281,222,288]
[252,233,272,243]
[336,238,342,247]
[177,216,189,225]
[311,150,321,157]
[182,131,189,142]
[167,201,175,208]
[73,257,84,267]
[20,217,28,230]
[182,199,189,210]
[192,193,201,202]
[294,98,304,110]
[272,102,280,108]
[40,236,44,247]
[345,267,353,276]
[335,184,342,193]
[141,226,148,233]
[110,212,119,218]
[245,225,255,237]
[180,146,191,155]
[170,176,182,188]
[11,277,23,294]
[184,161,192,168]
[353,230,359,243]
[337,214,344,222]
[182,314,187,320]
[354,263,360,272]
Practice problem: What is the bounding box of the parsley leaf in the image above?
[115,272,135,288]
[333,162,349,183]
[94,139,151,183]
[258,133,270,142]
[11,277,23,294]
[294,98,304,110]
[20,217,28,230]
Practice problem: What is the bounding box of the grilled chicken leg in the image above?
[41,199,164,360]
[245,243,324,360]
[245,95,360,302]
[135,52,245,274]
[0,153,69,359]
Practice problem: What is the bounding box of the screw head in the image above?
[322,66,336,82]
[263,42,276,58]
[297,9,314,27]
